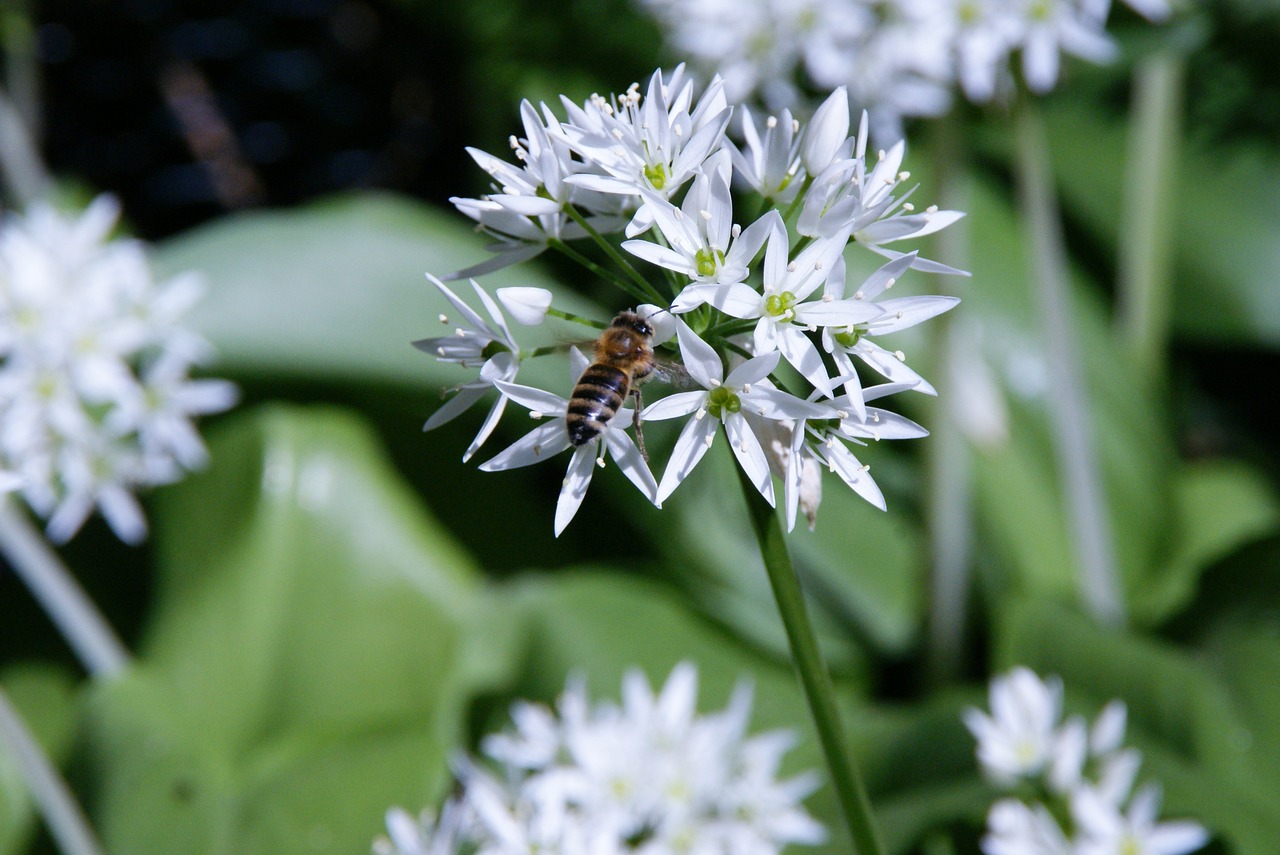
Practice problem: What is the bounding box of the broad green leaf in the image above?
[1134,459,1280,623]
[150,192,596,392]
[0,665,79,855]
[1033,98,1280,347]
[85,405,510,855]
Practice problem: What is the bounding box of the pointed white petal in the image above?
[656,413,719,503]
[725,413,775,506]
[554,447,597,536]
[674,320,724,387]
[479,420,571,471]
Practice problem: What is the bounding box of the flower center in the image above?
[833,325,867,347]
[764,290,798,319]
[694,246,724,278]
[707,386,741,419]
[643,162,669,190]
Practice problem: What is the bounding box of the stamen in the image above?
[766,116,778,129]
[894,350,906,361]
[529,410,543,419]
[438,313,449,324]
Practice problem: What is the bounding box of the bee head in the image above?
[612,310,654,339]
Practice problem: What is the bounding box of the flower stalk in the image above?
[1116,50,1184,383]
[0,499,130,677]
[0,686,107,855]
[737,466,886,855]
[1013,97,1125,627]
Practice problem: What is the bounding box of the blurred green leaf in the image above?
[85,404,513,855]
[962,173,1178,617]
[1032,98,1280,347]
[0,665,79,855]
[150,192,593,392]
[996,597,1280,855]
[1134,459,1280,623]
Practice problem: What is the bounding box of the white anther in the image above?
[699,209,712,221]
[529,410,543,419]
[766,116,778,129]
[894,350,906,361]
[853,290,864,300]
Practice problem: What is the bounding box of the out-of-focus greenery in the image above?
[3,1,1280,854]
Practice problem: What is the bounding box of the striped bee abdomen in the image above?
[567,363,630,446]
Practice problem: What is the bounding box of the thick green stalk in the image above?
[561,205,667,305]
[1013,99,1125,627]
[0,499,130,677]
[0,686,106,855]
[1116,51,1184,383]
[736,468,885,855]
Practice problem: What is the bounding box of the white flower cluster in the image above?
[374,663,826,855]
[0,196,236,543]
[421,69,966,535]
[964,667,1210,855]
[638,0,1171,134]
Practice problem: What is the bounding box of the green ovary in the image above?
[764,291,798,319]
[833,325,867,348]
[643,162,669,190]
[694,247,723,278]
[707,386,741,419]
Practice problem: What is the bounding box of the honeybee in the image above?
[567,310,658,459]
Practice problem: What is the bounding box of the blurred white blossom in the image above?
[375,663,827,855]
[0,196,236,543]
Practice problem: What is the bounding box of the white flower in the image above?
[672,219,879,395]
[964,667,1066,785]
[446,662,826,855]
[982,798,1073,855]
[643,321,836,506]
[622,152,774,288]
[1018,0,1117,94]
[477,352,659,537]
[414,276,524,463]
[561,65,732,237]
[497,286,554,326]
[373,802,470,855]
[727,105,804,203]
[0,195,234,543]
[1073,785,1210,855]
[820,252,960,418]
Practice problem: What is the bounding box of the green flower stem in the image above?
[736,468,885,855]
[544,306,607,329]
[1116,50,1184,383]
[922,113,975,687]
[1013,98,1125,627]
[0,685,106,855]
[548,238,653,306]
[0,499,130,677]
[561,205,667,305]
[0,87,49,207]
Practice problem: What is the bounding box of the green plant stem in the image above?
[1013,99,1125,627]
[0,686,106,855]
[0,498,130,677]
[736,468,885,855]
[0,87,49,206]
[548,238,656,308]
[562,205,667,305]
[923,113,975,687]
[1116,50,1184,383]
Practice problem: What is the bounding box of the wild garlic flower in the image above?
[966,667,1209,855]
[0,196,235,544]
[419,69,965,534]
[374,663,827,855]
[639,0,1173,133]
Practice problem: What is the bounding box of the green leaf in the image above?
[1031,98,1280,346]
[149,192,593,391]
[85,404,508,855]
[1134,459,1280,623]
[0,665,79,855]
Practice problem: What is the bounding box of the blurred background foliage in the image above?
[2,0,1280,853]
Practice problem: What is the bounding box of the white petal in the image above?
[656,412,719,503]
[725,413,774,506]
[479,420,571,471]
[642,390,707,421]
[496,286,554,326]
[554,447,597,536]
[604,427,660,505]
[492,380,567,415]
[724,350,781,388]
[674,320,724,387]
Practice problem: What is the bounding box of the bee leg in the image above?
[630,388,649,463]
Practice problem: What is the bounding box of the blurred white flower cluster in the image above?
[375,663,826,855]
[0,196,236,543]
[964,667,1209,855]
[638,0,1171,134]
[420,68,967,535]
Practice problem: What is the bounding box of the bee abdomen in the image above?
[567,363,630,446]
